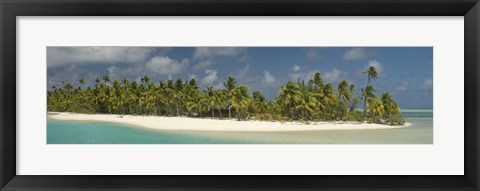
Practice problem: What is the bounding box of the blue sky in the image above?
[47,47,433,108]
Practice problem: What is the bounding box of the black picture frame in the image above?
[1,0,479,190]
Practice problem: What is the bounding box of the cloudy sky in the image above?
[47,47,433,108]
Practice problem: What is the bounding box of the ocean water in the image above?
[47,119,248,144]
[47,109,433,144]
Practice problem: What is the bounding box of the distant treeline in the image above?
[47,66,404,125]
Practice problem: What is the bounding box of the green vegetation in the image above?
[47,66,404,125]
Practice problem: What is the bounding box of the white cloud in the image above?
[201,70,218,85]
[418,78,433,96]
[289,64,302,80]
[226,64,257,89]
[323,68,347,83]
[145,56,189,75]
[421,78,433,90]
[263,71,276,83]
[193,47,246,60]
[107,66,116,74]
[292,64,301,72]
[293,68,348,85]
[287,65,346,84]
[289,65,336,83]
[107,66,118,79]
[104,64,148,82]
[193,59,214,70]
[188,74,198,80]
[343,48,374,61]
[47,47,157,67]
[395,81,409,92]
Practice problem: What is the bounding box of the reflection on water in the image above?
[47,109,433,144]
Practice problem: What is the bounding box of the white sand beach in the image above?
[49,112,411,132]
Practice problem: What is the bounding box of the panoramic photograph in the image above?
[47,47,433,144]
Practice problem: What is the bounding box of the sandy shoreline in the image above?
[48,112,411,132]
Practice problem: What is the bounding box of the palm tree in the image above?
[145,84,157,114]
[47,71,403,125]
[64,83,74,93]
[321,83,339,119]
[205,86,215,117]
[362,85,376,114]
[79,78,86,89]
[363,66,378,114]
[277,82,303,119]
[337,80,352,118]
[141,75,150,86]
[111,80,122,113]
[231,86,251,120]
[368,98,385,118]
[197,93,209,117]
[182,79,198,116]
[364,66,378,86]
[188,78,199,90]
[102,75,111,85]
[252,91,268,114]
[223,77,238,118]
[77,78,87,110]
[338,80,352,102]
[130,81,140,113]
[313,72,324,91]
[322,84,337,105]
[295,92,319,120]
[125,87,137,114]
[164,80,175,116]
[186,91,207,117]
[213,90,226,118]
[381,93,400,116]
[122,78,130,88]
[174,79,184,116]
[349,84,355,95]
[347,84,359,111]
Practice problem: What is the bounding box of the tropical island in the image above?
[48,66,407,132]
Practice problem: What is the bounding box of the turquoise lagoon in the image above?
[47,109,433,144]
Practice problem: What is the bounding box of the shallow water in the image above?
[47,110,433,144]
[47,119,248,144]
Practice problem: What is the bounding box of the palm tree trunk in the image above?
[211,109,214,118]
[167,104,172,116]
[228,106,231,118]
[217,107,222,118]
[363,98,367,114]
[176,103,180,116]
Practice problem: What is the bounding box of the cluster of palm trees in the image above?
[47,66,404,125]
